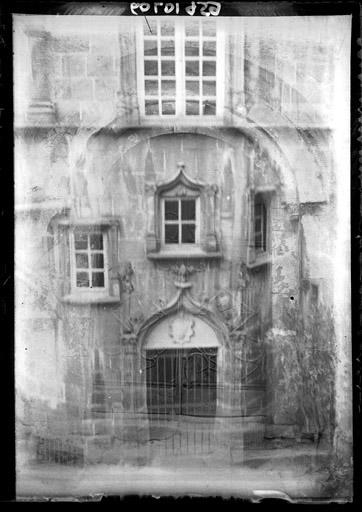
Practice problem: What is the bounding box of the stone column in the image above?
[145,184,157,253]
[25,28,55,123]
[204,184,218,252]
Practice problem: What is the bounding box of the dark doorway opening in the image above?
[145,348,217,455]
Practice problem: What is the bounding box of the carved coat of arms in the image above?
[168,314,195,345]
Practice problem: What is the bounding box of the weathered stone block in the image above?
[53,79,72,100]
[90,36,117,54]
[87,55,114,76]
[94,78,117,100]
[71,79,93,100]
[62,55,86,77]
[265,424,296,439]
[52,36,90,53]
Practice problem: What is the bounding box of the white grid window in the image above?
[163,197,199,246]
[140,17,223,118]
[184,18,217,115]
[72,228,107,290]
[143,18,177,115]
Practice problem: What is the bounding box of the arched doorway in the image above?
[144,312,220,456]
[137,283,228,458]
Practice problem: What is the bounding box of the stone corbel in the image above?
[144,183,158,253]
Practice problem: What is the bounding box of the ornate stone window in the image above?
[145,164,221,260]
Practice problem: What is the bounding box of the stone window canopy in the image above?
[145,163,221,260]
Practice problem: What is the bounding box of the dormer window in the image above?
[145,164,221,260]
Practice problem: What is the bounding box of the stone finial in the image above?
[177,162,186,173]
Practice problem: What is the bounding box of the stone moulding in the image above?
[145,164,221,258]
[136,278,229,351]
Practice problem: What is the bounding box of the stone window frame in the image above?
[146,165,221,260]
[161,194,201,249]
[247,188,273,268]
[48,215,121,304]
[69,226,109,294]
[136,17,225,123]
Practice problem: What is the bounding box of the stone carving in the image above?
[168,263,206,287]
[238,262,250,289]
[119,262,134,295]
[168,314,195,345]
[118,262,145,335]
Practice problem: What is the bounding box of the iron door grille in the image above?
[145,348,217,419]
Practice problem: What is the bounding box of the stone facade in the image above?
[14,15,351,466]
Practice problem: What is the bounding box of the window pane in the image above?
[76,253,89,268]
[165,200,178,220]
[181,200,196,220]
[161,60,175,76]
[202,21,216,37]
[185,20,199,37]
[76,272,89,287]
[202,80,216,96]
[255,234,262,249]
[185,40,199,56]
[182,224,196,244]
[144,60,158,76]
[144,18,157,35]
[165,224,179,244]
[90,233,103,250]
[203,99,216,115]
[145,80,158,96]
[144,39,158,56]
[186,80,199,96]
[186,100,199,115]
[255,218,262,232]
[161,40,175,56]
[91,253,104,269]
[255,203,262,217]
[203,40,216,56]
[145,100,159,115]
[186,61,199,76]
[74,231,88,250]
[162,100,175,115]
[202,61,216,76]
[161,80,175,95]
[160,21,174,36]
[92,272,105,287]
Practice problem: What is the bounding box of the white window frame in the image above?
[161,196,201,251]
[70,227,109,295]
[136,16,225,123]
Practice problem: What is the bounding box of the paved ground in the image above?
[16,444,335,501]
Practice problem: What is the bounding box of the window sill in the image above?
[61,294,120,305]
[147,249,222,260]
[247,253,271,269]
